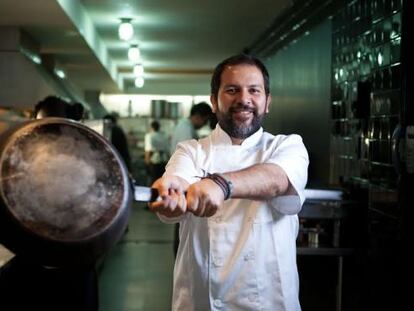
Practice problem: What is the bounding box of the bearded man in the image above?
[149,54,309,311]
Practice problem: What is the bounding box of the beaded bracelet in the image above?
[202,173,233,200]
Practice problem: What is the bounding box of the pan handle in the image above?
[133,185,188,202]
[133,186,160,202]
[129,172,159,202]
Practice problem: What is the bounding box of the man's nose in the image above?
[236,89,252,104]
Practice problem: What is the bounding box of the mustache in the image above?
[229,103,255,113]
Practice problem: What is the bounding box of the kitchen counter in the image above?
[298,189,361,311]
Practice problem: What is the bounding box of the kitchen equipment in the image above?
[0,118,156,267]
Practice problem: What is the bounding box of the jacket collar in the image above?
[211,124,263,148]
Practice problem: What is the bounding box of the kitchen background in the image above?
[1,0,412,310]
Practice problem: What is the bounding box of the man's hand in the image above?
[186,178,225,217]
[149,176,187,218]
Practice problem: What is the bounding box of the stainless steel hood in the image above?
[0,27,83,110]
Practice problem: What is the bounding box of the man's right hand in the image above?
[186,178,224,217]
[149,176,188,218]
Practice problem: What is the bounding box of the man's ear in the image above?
[265,94,272,114]
[210,95,218,113]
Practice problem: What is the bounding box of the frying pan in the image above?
[0,118,156,267]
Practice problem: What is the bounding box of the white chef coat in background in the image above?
[159,125,309,311]
[170,118,196,155]
[144,131,170,164]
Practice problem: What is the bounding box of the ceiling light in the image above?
[128,45,140,62]
[54,69,66,79]
[133,64,144,76]
[20,47,42,65]
[135,76,144,88]
[118,18,134,41]
[31,55,42,64]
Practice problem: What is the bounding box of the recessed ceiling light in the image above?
[54,69,66,79]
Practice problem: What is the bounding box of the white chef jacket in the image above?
[159,125,309,311]
[144,131,170,164]
[170,118,197,154]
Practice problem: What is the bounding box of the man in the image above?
[150,54,309,310]
[144,120,170,184]
[170,101,212,154]
[103,114,131,171]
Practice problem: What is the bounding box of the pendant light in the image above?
[133,63,144,76]
[118,18,134,41]
[135,76,144,88]
[128,44,140,62]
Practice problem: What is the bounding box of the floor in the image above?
[98,202,175,311]
[0,201,363,311]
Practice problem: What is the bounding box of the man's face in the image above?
[210,64,271,140]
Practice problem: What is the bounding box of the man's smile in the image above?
[230,106,255,121]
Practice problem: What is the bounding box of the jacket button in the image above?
[244,251,255,261]
[248,293,258,302]
[213,299,222,308]
[213,257,223,267]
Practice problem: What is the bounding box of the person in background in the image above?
[33,96,84,120]
[149,54,309,310]
[170,102,212,154]
[169,102,212,256]
[144,120,170,184]
[103,114,131,171]
[127,130,138,150]
[0,95,98,311]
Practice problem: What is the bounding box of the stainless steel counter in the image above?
[298,189,359,311]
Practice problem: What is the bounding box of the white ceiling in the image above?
[0,0,292,98]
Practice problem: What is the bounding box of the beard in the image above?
[216,103,265,139]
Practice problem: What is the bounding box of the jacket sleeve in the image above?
[266,134,309,215]
[155,140,200,223]
[165,139,201,185]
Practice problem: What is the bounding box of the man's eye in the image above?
[226,88,237,94]
[250,88,261,94]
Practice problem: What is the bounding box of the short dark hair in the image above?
[190,102,212,117]
[34,96,84,121]
[210,54,270,99]
[103,114,117,124]
[151,120,160,131]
